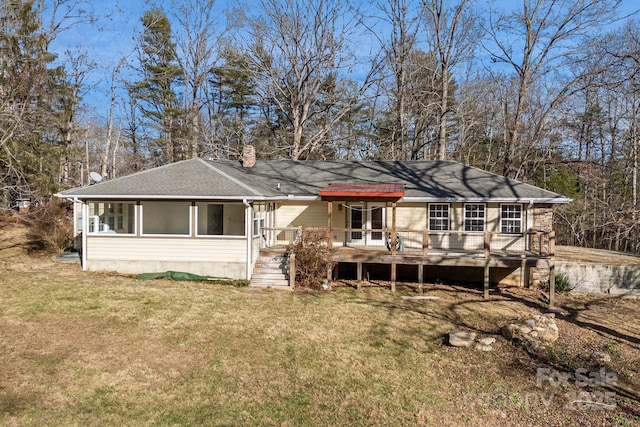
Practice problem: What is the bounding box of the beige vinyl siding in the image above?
[486,203,500,232]
[394,203,426,229]
[395,203,426,250]
[275,201,328,228]
[85,236,247,279]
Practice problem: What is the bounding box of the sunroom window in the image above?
[196,202,245,236]
[142,201,190,235]
[500,204,523,234]
[88,202,135,234]
[464,204,486,232]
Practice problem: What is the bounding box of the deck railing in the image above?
[260,226,554,258]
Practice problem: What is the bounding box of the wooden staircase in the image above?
[251,251,292,289]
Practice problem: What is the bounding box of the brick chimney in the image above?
[241,145,256,168]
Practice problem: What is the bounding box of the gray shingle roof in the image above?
[57,158,570,203]
[58,158,281,199]
[217,160,570,203]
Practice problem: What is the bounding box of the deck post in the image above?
[391,263,396,292]
[391,202,397,255]
[327,201,333,249]
[549,261,555,307]
[357,262,363,291]
[418,263,423,294]
[484,231,491,258]
[549,231,556,307]
[483,263,490,299]
[289,253,296,288]
[422,229,428,256]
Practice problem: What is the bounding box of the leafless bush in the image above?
[287,228,336,291]
[24,200,73,254]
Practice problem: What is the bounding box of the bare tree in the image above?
[484,0,621,179]
[373,0,423,160]
[172,0,222,158]
[422,0,480,160]
[236,0,379,160]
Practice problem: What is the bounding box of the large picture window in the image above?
[196,203,245,236]
[142,201,190,235]
[500,204,523,234]
[429,204,450,231]
[464,204,486,232]
[88,202,135,234]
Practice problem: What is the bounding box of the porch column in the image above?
[391,202,397,256]
[82,201,89,270]
[327,201,333,249]
[245,201,252,281]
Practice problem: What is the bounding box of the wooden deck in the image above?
[260,227,557,305]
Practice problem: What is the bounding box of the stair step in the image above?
[255,262,285,270]
[252,273,288,280]
[251,253,293,288]
[251,280,291,287]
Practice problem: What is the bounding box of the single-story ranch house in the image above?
[56,148,570,301]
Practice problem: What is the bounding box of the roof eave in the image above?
[402,197,572,204]
[55,193,279,201]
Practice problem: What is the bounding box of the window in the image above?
[429,204,450,231]
[196,203,245,236]
[142,201,190,235]
[253,203,266,237]
[88,202,135,234]
[349,204,363,241]
[370,205,384,241]
[501,204,523,234]
[464,204,485,232]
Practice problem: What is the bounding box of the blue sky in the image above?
[46,0,640,123]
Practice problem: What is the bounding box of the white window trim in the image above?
[87,201,136,236]
[463,203,486,232]
[428,203,450,231]
[500,203,523,234]
[253,207,266,238]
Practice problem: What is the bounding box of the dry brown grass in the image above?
[0,223,639,426]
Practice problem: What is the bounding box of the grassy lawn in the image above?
[0,250,639,426]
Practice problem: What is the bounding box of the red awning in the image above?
[318,183,405,200]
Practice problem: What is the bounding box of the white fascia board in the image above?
[402,197,572,204]
[284,195,319,201]
[55,194,279,201]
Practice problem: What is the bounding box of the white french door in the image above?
[349,204,364,244]
[349,203,386,246]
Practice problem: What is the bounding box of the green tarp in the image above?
[136,271,229,281]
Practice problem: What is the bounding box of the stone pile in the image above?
[447,312,559,353]
[500,313,559,352]
[447,330,497,352]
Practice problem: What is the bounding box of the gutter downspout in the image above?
[244,199,252,281]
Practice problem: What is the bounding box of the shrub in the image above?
[287,228,336,290]
[554,272,574,293]
[24,200,73,254]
